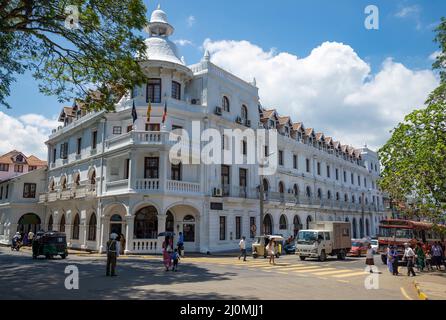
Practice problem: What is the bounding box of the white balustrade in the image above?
[166,180,200,194]
[131,239,159,254]
[134,179,160,191]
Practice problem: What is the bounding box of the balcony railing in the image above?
[166,180,200,194]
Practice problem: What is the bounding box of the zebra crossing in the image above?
[179,256,370,280]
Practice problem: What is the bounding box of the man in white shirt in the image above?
[238,236,247,262]
[403,243,416,277]
[28,231,35,242]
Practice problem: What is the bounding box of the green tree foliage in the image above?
[0,0,148,110]
[379,18,446,224]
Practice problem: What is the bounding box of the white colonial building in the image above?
[0,7,387,253]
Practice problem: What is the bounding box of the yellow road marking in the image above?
[291,266,321,272]
[400,287,413,300]
[332,271,367,278]
[311,269,354,276]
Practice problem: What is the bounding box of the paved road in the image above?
[0,247,420,300]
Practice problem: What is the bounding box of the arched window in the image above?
[72,214,80,240]
[306,186,312,198]
[352,195,356,203]
[336,192,340,201]
[166,211,174,232]
[263,214,273,235]
[279,215,287,230]
[90,170,96,187]
[60,214,66,233]
[73,173,80,187]
[222,96,230,112]
[60,176,67,190]
[88,213,97,241]
[352,218,357,238]
[278,182,285,194]
[17,213,41,234]
[48,215,53,231]
[293,184,299,197]
[344,194,348,202]
[134,206,158,239]
[293,215,302,236]
[327,190,332,200]
[345,217,350,222]
[306,215,312,229]
[317,188,322,199]
[262,179,269,193]
[241,105,248,122]
[365,197,369,205]
[360,218,364,238]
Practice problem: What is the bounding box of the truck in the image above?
[295,221,352,262]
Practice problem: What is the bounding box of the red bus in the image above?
[378,219,445,264]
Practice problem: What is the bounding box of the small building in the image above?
[0,150,46,182]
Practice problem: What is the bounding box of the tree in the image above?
[0,0,148,110]
[379,18,446,225]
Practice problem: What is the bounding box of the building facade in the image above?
[0,150,46,182]
[0,7,387,252]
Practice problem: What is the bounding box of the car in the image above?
[370,239,378,254]
[284,242,296,254]
[348,240,368,257]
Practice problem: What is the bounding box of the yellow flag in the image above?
[146,99,152,123]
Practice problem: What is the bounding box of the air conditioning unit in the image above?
[191,99,200,105]
[246,120,251,127]
[215,106,222,116]
[213,188,223,197]
[236,116,243,124]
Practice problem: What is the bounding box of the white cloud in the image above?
[203,39,438,150]
[187,15,196,27]
[429,50,442,61]
[0,112,58,159]
[174,39,194,47]
[395,5,422,30]
[395,5,421,18]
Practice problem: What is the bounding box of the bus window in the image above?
[395,229,413,239]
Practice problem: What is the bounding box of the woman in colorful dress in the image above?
[415,243,425,272]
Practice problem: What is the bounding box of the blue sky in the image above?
[2,0,445,158]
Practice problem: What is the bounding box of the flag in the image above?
[162,100,167,124]
[131,100,138,123]
[146,99,152,123]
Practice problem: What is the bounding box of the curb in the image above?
[413,281,429,300]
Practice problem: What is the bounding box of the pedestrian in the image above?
[425,250,433,272]
[386,246,394,274]
[431,242,443,271]
[106,233,120,277]
[238,236,247,261]
[119,233,126,255]
[403,243,416,277]
[171,248,180,272]
[163,247,172,271]
[266,239,276,265]
[177,232,184,257]
[415,243,425,272]
[365,243,375,273]
[23,232,28,246]
[391,247,399,276]
[28,230,35,244]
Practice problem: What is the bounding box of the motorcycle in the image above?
[11,238,22,251]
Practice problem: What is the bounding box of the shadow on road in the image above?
[0,251,248,300]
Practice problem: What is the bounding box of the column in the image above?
[159,151,168,192]
[125,215,134,254]
[80,209,88,250]
[157,213,167,252]
[128,151,135,191]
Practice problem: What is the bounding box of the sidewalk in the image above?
[412,271,446,300]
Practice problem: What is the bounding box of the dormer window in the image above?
[222,96,230,112]
[269,120,275,129]
[241,105,248,123]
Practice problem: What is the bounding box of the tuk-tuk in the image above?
[252,235,284,258]
[32,231,68,259]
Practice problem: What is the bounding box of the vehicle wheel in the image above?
[299,256,306,261]
[60,254,66,259]
[337,251,346,260]
[319,250,327,262]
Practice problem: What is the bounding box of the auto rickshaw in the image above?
[32,231,68,259]
[252,235,284,258]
